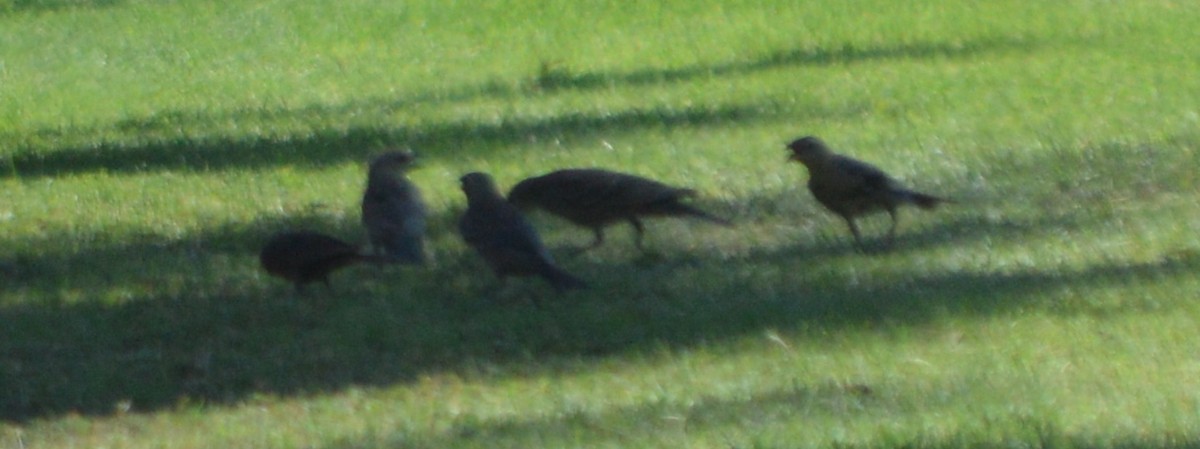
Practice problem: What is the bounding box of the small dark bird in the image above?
[506,168,732,253]
[458,172,587,292]
[361,150,428,265]
[260,231,373,291]
[786,136,947,249]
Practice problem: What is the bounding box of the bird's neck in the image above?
[467,192,505,208]
[368,167,396,180]
[796,155,829,171]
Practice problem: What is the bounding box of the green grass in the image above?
[3,0,1200,447]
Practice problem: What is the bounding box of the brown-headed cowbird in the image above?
[786,136,947,249]
[506,168,731,253]
[458,172,587,292]
[260,231,373,291]
[361,150,428,265]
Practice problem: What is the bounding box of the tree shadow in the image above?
[533,35,1044,91]
[2,193,1195,422]
[3,101,809,179]
[3,133,1195,422]
[323,382,884,448]
[1,34,1042,180]
[318,380,1200,448]
[0,0,120,15]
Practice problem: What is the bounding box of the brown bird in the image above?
[506,168,731,253]
[361,150,428,265]
[458,172,587,292]
[786,136,947,249]
[260,231,374,291]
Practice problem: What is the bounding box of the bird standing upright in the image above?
[361,150,428,265]
[458,172,587,293]
[506,168,731,253]
[260,231,375,292]
[786,136,947,250]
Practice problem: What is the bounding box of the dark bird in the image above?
[260,231,373,292]
[786,136,947,249]
[506,168,732,253]
[458,172,587,292]
[361,150,428,265]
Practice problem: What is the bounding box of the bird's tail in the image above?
[676,204,734,227]
[904,190,949,210]
[539,264,588,292]
[666,189,733,226]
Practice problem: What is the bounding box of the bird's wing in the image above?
[365,181,426,225]
[494,206,553,258]
[538,171,620,208]
[832,156,897,196]
[612,175,693,206]
[462,204,548,253]
[563,170,689,209]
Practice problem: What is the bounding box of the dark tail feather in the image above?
[906,191,949,210]
[539,264,588,292]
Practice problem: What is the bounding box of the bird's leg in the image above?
[884,208,899,248]
[629,218,647,252]
[844,216,866,252]
[570,228,606,256]
[370,245,387,268]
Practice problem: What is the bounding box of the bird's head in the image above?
[786,136,830,164]
[370,149,419,172]
[460,172,500,200]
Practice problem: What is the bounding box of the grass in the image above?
[2,0,1200,447]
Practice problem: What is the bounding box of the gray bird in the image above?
[786,136,947,249]
[458,172,587,292]
[361,150,428,265]
[260,231,375,292]
[506,168,731,253]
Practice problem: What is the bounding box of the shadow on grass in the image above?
[321,381,1200,448]
[1,34,1038,180]
[3,101,803,179]
[532,35,1043,91]
[324,383,881,447]
[318,380,1200,448]
[2,193,1196,422]
[0,0,120,15]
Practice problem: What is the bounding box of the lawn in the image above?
[2,0,1200,448]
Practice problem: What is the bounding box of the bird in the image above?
[259,231,375,292]
[458,172,587,293]
[786,136,947,249]
[361,150,428,265]
[506,168,732,253]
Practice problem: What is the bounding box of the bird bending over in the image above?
[260,231,375,292]
[361,150,428,265]
[506,168,731,253]
[459,172,587,293]
[786,136,947,250]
